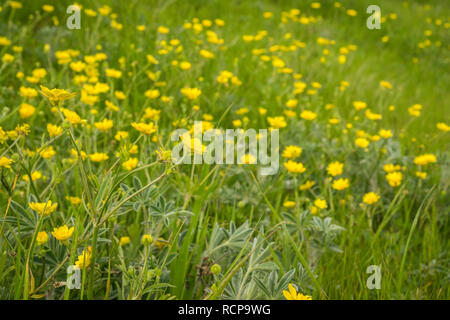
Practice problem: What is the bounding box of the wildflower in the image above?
[408,104,422,117]
[115,131,129,141]
[299,180,315,191]
[36,231,49,246]
[413,153,437,166]
[39,146,56,159]
[141,234,153,245]
[363,192,380,205]
[353,101,367,110]
[145,89,160,99]
[283,200,296,208]
[181,87,201,100]
[240,154,256,164]
[380,80,392,89]
[47,124,63,137]
[283,284,312,300]
[355,137,370,148]
[0,156,13,169]
[131,122,157,135]
[122,157,138,171]
[300,110,317,120]
[285,99,298,108]
[66,196,82,205]
[327,161,343,176]
[416,171,427,179]
[386,171,403,187]
[284,160,306,173]
[94,119,113,131]
[379,129,392,139]
[282,146,302,158]
[267,116,287,129]
[314,198,327,209]
[52,225,74,244]
[20,86,38,99]
[436,122,450,132]
[23,171,42,182]
[105,68,122,78]
[383,164,401,173]
[75,247,92,268]
[89,152,109,162]
[29,200,58,216]
[332,178,350,191]
[62,108,85,125]
[40,85,76,105]
[120,236,131,246]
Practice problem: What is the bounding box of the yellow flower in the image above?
[436,122,450,132]
[62,108,85,125]
[89,152,109,162]
[379,129,392,139]
[131,122,157,135]
[29,200,58,216]
[120,236,131,246]
[299,180,315,191]
[314,198,327,209]
[284,160,306,174]
[380,80,392,89]
[141,234,153,245]
[36,231,49,246]
[413,153,437,166]
[23,171,42,182]
[383,163,401,173]
[115,131,129,141]
[66,196,82,205]
[332,178,350,191]
[47,124,63,137]
[94,118,113,131]
[122,157,138,171]
[300,110,317,120]
[363,192,380,205]
[105,68,122,78]
[282,145,302,158]
[20,86,38,99]
[40,85,76,105]
[355,137,370,148]
[145,89,160,99]
[283,200,296,208]
[39,145,56,159]
[415,171,427,179]
[327,161,343,176]
[283,283,312,300]
[353,101,367,110]
[157,26,169,34]
[52,225,74,244]
[386,171,403,187]
[0,156,13,168]
[181,87,202,100]
[267,116,287,129]
[75,247,92,268]
[240,154,256,164]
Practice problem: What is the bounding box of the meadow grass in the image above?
[0,0,448,300]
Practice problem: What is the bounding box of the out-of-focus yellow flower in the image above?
[332,178,350,191]
[180,87,201,100]
[267,116,287,129]
[284,160,306,173]
[386,171,402,187]
[120,236,131,246]
[29,200,58,216]
[282,146,302,158]
[327,161,343,176]
[413,153,436,166]
[141,234,153,245]
[122,157,138,171]
[94,119,113,131]
[131,122,157,135]
[363,192,380,205]
[37,231,49,245]
[0,156,13,168]
[89,152,109,162]
[355,138,370,148]
[314,198,327,209]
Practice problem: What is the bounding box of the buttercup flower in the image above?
[283,283,312,300]
[29,200,58,216]
[51,225,74,244]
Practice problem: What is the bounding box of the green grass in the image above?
[0,0,448,300]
